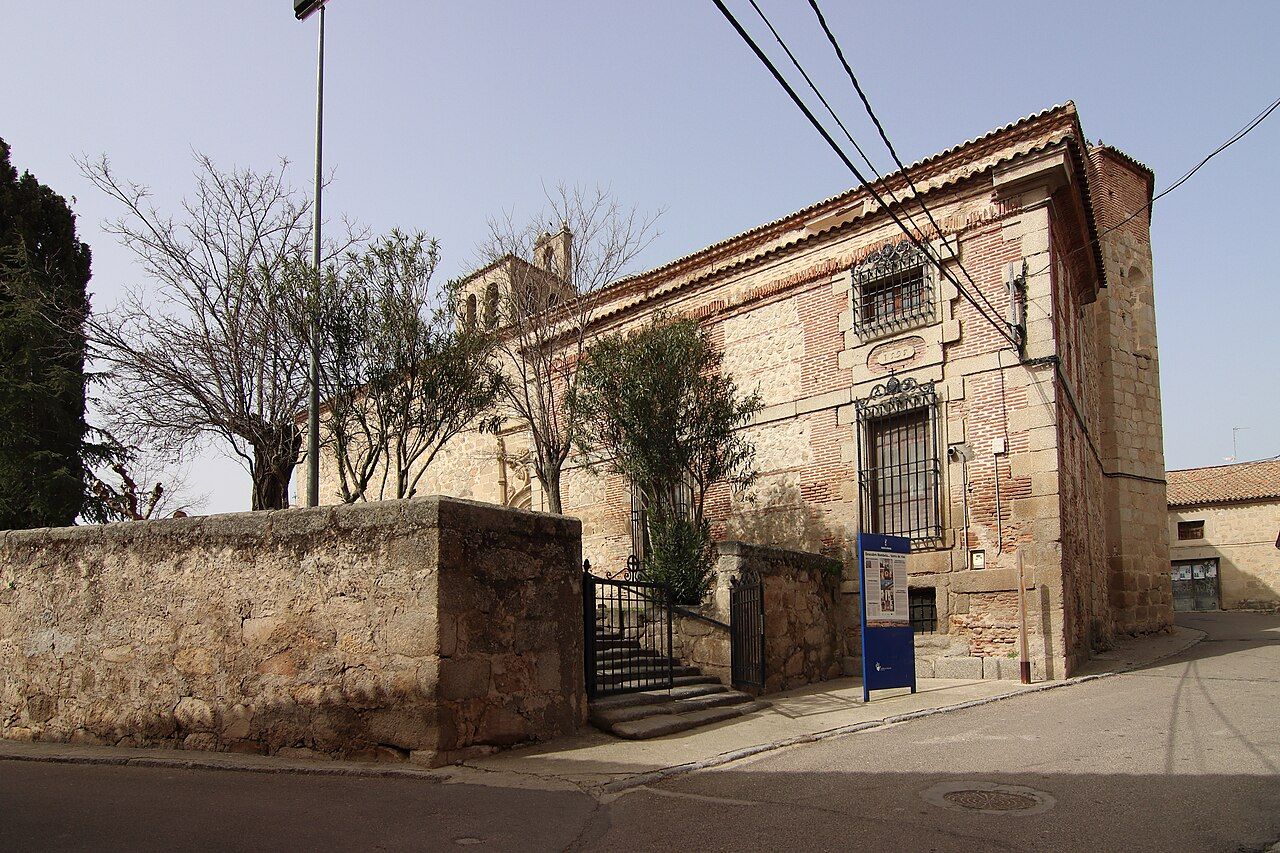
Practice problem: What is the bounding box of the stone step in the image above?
[671,674,722,688]
[588,682,730,713]
[590,687,743,726]
[593,658,679,675]
[595,665,698,685]
[607,699,768,740]
[596,647,665,663]
[594,638,641,651]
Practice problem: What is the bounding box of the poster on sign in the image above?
[864,548,908,624]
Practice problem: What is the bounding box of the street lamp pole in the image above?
[296,0,328,507]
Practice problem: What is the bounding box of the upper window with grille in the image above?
[852,241,934,336]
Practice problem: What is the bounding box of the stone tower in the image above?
[1089,145,1172,634]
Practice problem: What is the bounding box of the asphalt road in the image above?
[2,611,1276,852]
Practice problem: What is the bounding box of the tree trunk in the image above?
[539,458,563,515]
[251,432,301,510]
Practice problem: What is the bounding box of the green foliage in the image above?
[573,314,762,602]
[644,515,716,606]
[316,229,505,502]
[0,138,94,528]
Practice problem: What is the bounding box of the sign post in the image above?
[858,532,915,702]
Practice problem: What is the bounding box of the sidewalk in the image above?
[454,622,1202,793]
[0,626,1202,794]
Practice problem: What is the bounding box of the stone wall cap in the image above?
[0,494,581,546]
[717,540,842,575]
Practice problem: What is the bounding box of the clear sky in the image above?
[3,0,1277,514]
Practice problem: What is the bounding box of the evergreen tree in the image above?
[0,138,93,528]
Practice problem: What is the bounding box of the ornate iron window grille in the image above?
[851,241,935,337]
[856,376,943,548]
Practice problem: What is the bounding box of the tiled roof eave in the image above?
[1169,495,1280,509]
[589,132,1104,326]
[593,103,1083,301]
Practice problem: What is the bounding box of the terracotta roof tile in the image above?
[1167,458,1280,507]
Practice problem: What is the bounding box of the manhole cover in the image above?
[920,781,1055,816]
[943,789,1038,811]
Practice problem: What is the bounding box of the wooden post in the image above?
[1017,550,1031,684]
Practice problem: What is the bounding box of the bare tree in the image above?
[88,450,205,521]
[78,154,358,509]
[318,230,504,502]
[475,185,660,514]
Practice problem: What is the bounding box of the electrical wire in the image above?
[1025,93,1280,280]
[709,0,1021,348]
[804,0,1009,332]
[747,0,1016,351]
[744,1,926,239]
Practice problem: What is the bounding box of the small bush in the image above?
[644,515,715,606]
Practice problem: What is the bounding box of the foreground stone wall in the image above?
[673,541,843,695]
[0,497,584,766]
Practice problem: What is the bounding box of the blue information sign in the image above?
[858,532,916,701]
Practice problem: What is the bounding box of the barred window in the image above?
[629,486,650,563]
[852,241,934,335]
[857,377,942,547]
[629,479,693,562]
[909,587,938,634]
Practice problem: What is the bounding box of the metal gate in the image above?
[730,570,765,692]
[1172,559,1220,612]
[583,559,674,698]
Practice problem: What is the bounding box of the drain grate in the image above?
[920,781,1056,816]
[943,789,1038,811]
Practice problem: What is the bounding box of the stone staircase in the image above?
[588,630,765,739]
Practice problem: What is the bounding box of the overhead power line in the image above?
[710,0,1020,348]
[1024,93,1280,280]
[745,0,1010,341]
[803,0,1009,331]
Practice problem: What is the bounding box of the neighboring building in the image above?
[1167,458,1280,612]
[309,102,1171,678]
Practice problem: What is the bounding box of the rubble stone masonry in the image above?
[0,497,585,765]
[672,541,846,694]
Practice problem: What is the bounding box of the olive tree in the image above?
[572,315,762,602]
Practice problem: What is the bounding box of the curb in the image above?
[0,748,444,782]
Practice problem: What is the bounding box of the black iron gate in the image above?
[583,558,674,698]
[730,570,765,692]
